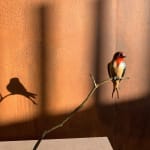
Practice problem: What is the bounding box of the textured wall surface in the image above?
[0,0,150,150]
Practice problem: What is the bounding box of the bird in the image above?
[107,51,126,98]
[7,77,37,104]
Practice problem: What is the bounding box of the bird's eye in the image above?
[120,53,124,57]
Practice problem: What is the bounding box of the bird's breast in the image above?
[113,61,126,78]
[118,61,126,69]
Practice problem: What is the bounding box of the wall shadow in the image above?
[0,77,37,105]
[98,95,150,150]
[0,95,150,150]
[37,4,50,116]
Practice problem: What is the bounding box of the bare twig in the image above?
[33,75,129,150]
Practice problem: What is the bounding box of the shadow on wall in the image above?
[0,77,37,105]
[37,4,50,116]
[0,1,150,150]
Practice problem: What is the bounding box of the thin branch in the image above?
[33,75,129,150]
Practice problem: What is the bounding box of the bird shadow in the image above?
[0,77,37,105]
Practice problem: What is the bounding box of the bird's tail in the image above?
[27,92,37,99]
[112,80,120,99]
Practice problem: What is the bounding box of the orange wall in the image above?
[0,0,150,149]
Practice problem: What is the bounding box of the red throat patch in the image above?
[116,58,124,65]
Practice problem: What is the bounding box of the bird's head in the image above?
[10,77,19,82]
[113,51,126,60]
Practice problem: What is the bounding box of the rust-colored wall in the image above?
[0,0,150,150]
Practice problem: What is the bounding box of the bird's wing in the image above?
[107,62,116,78]
[15,82,27,91]
[122,67,126,78]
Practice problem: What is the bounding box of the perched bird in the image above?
[107,51,126,98]
[7,77,37,104]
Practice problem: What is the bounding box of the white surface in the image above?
[0,137,113,150]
